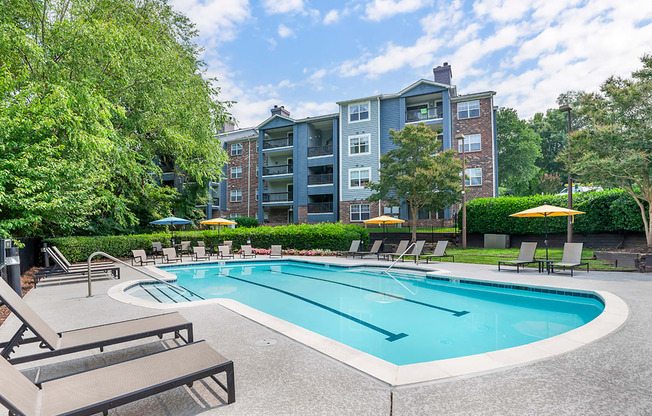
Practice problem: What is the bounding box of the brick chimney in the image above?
[217,117,235,134]
[270,105,291,118]
[433,62,452,85]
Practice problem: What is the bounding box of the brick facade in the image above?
[225,139,258,219]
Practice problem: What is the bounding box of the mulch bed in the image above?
[0,267,39,326]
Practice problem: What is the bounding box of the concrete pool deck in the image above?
[2,256,652,415]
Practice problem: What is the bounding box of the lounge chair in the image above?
[352,240,383,259]
[270,245,283,258]
[241,245,257,259]
[223,240,233,249]
[497,242,538,272]
[131,249,156,266]
[49,246,119,275]
[380,240,409,261]
[387,240,425,263]
[550,243,590,276]
[0,278,193,364]
[218,245,234,259]
[35,248,120,286]
[162,247,183,263]
[180,241,192,256]
[338,240,361,257]
[0,340,235,415]
[152,241,163,258]
[192,246,211,261]
[420,241,455,264]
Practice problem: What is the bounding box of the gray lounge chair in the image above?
[550,243,590,276]
[218,245,234,259]
[180,241,192,257]
[387,240,425,263]
[241,245,257,258]
[151,241,163,258]
[192,246,211,261]
[352,240,384,259]
[497,242,538,272]
[35,248,120,286]
[270,245,283,258]
[0,340,234,415]
[420,241,455,264]
[131,249,156,266]
[381,240,409,261]
[0,278,193,364]
[162,247,183,263]
[339,240,361,257]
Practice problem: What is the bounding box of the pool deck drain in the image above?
[2,256,651,415]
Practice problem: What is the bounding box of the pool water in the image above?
[130,260,604,366]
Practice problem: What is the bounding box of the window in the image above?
[458,134,481,152]
[350,204,370,222]
[407,209,431,220]
[231,166,242,179]
[465,168,482,186]
[457,100,480,119]
[349,134,370,155]
[349,168,371,188]
[231,143,243,155]
[255,188,258,201]
[255,164,258,177]
[383,206,400,215]
[230,190,242,202]
[349,101,370,123]
[229,213,242,218]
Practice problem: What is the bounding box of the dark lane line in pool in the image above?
[270,269,470,317]
[218,272,408,342]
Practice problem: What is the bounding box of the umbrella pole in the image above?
[545,214,549,261]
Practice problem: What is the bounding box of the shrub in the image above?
[465,189,644,235]
[45,223,369,263]
[233,217,258,228]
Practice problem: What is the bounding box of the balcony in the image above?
[308,144,333,157]
[263,164,293,176]
[308,201,333,213]
[263,192,293,203]
[263,137,293,149]
[308,173,333,185]
[406,107,442,123]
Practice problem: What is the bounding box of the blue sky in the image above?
[170,0,652,127]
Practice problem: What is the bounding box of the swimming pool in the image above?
[125,260,604,366]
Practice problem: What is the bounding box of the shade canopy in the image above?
[363,215,405,225]
[509,204,585,218]
[149,216,192,225]
[200,218,237,226]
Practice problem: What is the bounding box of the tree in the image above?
[367,124,462,242]
[568,55,652,247]
[496,108,542,195]
[0,0,230,236]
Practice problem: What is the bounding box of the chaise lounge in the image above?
[420,240,455,264]
[497,242,538,272]
[550,242,590,276]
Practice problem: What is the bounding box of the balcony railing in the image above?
[406,107,442,122]
[263,164,293,176]
[308,173,333,185]
[308,144,333,157]
[263,137,293,149]
[262,192,293,203]
[308,201,334,213]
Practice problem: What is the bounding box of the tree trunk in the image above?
[630,192,652,248]
[410,204,418,243]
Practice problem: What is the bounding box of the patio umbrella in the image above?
[150,216,192,244]
[509,205,585,260]
[363,215,405,238]
[200,217,237,242]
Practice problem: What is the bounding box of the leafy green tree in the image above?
[0,0,230,236]
[496,107,542,195]
[367,124,462,242]
[568,55,652,247]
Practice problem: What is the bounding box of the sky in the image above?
[170,0,652,128]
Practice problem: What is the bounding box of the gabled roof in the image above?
[256,114,295,129]
[450,91,496,102]
[216,127,258,142]
[336,79,452,105]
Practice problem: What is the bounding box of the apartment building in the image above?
[213,62,497,226]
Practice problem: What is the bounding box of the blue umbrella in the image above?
[150,217,192,245]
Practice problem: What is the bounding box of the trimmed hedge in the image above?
[466,189,645,235]
[234,217,258,228]
[45,223,369,263]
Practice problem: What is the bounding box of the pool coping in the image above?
[107,259,629,387]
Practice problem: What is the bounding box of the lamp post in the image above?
[558,104,573,243]
[455,133,467,249]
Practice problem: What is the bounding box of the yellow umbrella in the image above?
[363,215,405,237]
[510,204,585,260]
[200,218,237,241]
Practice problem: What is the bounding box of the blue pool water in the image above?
[129,260,604,365]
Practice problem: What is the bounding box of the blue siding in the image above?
[257,130,265,222]
[332,117,339,220]
[307,213,336,223]
[294,123,308,208]
[380,98,400,153]
[259,116,294,130]
[400,83,447,98]
[493,104,498,197]
[442,91,452,150]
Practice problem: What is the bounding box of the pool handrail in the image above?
[87,251,185,297]
[382,243,417,295]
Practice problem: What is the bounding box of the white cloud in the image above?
[170,0,251,42]
[292,101,339,119]
[262,0,304,15]
[278,24,295,38]
[365,0,431,22]
[323,9,340,25]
